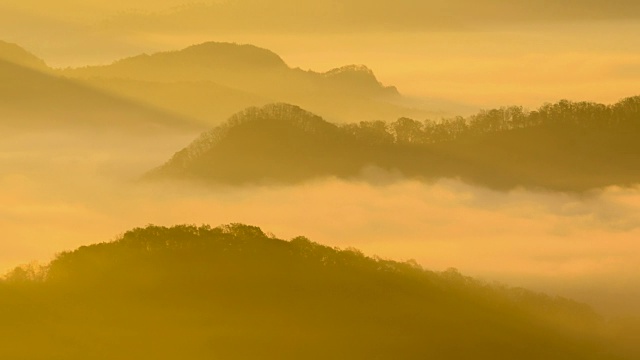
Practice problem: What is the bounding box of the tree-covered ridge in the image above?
[0,224,628,359]
[354,96,640,145]
[158,103,341,170]
[150,98,640,191]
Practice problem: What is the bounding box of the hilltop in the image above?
[149,99,640,192]
[62,42,290,82]
[0,223,628,359]
[147,103,358,183]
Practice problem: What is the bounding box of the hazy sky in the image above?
[2,1,639,108]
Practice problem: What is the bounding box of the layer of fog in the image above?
[2,130,640,318]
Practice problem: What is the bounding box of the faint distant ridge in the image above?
[148,97,640,191]
[62,41,393,96]
[324,64,399,96]
[0,48,200,132]
[112,41,288,71]
[57,41,429,124]
[0,40,47,70]
[60,41,289,85]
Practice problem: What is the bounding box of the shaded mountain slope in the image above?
[0,40,48,70]
[83,77,270,125]
[58,41,434,124]
[60,42,393,96]
[0,224,627,359]
[0,57,200,133]
[149,99,640,191]
[147,103,365,183]
[430,124,640,191]
[63,42,290,84]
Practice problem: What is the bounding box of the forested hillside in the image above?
[0,224,628,359]
[150,97,640,191]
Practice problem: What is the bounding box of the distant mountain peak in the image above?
[0,40,47,70]
[323,64,399,95]
[115,41,288,70]
[324,64,380,83]
[325,64,375,77]
[183,42,287,66]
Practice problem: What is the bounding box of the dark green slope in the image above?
[149,99,640,191]
[0,224,624,359]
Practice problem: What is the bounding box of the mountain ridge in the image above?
[158,103,340,171]
[148,98,640,191]
[1,40,451,125]
[91,41,289,75]
[59,41,395,95]
[53,41,435,124]
[0,223,626,359]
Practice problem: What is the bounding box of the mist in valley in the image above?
[2,125,640,320]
